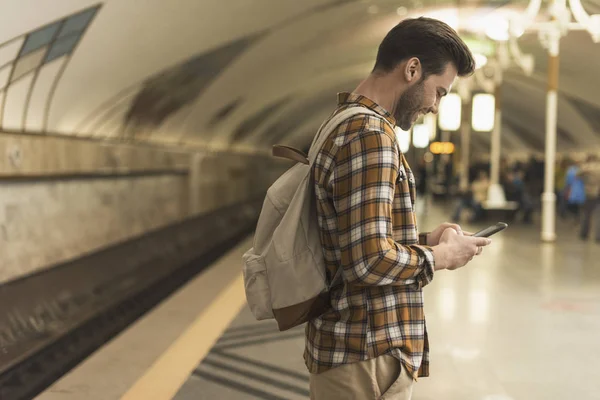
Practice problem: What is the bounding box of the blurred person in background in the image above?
[564,159,586,221]
[525,155,544,201]
[555,158,571,218]
[452,170,489,223]
[504,168,534,224]
[578,154,600,242]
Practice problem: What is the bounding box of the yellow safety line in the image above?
[121,273,247,400]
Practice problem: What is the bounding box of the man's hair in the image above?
[373,17,475,78]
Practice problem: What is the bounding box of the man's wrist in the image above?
[419,232,430,246]
[431,244,448,271]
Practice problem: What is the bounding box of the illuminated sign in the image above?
[429,142,455,154]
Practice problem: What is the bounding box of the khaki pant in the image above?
[309,354,414,400]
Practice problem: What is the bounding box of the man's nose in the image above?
[430,97,441,115]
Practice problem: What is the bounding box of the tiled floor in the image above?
[175,205,600,400]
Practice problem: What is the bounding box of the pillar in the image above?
[490,67,502,186]
[459,96,472,192]
[541,29,560,242]
[438,130,451,185]
[486,66,506,207]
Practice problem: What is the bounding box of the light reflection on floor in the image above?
[413,204,600,400]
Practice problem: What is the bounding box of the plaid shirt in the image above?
[304,92,435,379]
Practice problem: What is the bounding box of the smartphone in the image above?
[473,222,508,238]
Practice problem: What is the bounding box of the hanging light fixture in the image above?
[472,93,496,132]
[474,53,488,69]
[412,124,430,149]
[424,113,437,140]
[394,126,411,153]
[438,93,462,131]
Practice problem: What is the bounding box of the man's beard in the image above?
[394,79,425,131]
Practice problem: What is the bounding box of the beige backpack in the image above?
[242,106,384,331]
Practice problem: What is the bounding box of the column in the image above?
[438,130,451,186]
[541,28,560,242]
[490,67,502,186]
[459,96,472,192]
[486,65,506,207]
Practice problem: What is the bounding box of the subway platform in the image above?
[37,206,600,400]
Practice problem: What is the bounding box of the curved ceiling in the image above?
[1,0,600,155]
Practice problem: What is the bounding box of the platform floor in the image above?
[36,205,600,400]
[176,206,600,400]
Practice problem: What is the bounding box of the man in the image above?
[307,17,492,399]
[578,154,600,242]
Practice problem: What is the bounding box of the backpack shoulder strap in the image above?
[271,107,396,165]
[307,106,384,165]
[306,106,396,290]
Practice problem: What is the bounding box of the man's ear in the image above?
[404,57,422,83]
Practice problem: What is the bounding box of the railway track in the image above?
[0,201,261,400]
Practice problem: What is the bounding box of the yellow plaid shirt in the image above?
[304,92,435,379]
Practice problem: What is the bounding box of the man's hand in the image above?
[427,222,464,246]
[432,228,492,271]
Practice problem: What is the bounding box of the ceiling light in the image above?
[474,53,488,69]
[424,114,437,140]
[394,126,410,153]
[413,124,431,149]
[484,15,510,41]
[423,8,460,31]
[438,93,462,131]
[472,93,495,132]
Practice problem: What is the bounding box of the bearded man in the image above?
[306,17,492,400]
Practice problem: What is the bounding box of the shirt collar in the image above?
[337,92,397,127]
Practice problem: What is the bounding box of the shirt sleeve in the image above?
[331,129,435,288]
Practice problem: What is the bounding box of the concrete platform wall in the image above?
[0,132,287,284]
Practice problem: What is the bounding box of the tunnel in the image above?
[0,1,599,400]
